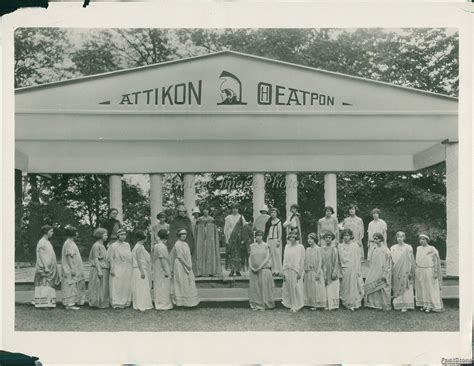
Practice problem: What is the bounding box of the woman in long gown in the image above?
[363,232,392,311]
[248,230,275,310]
[264,207,283,276]
[224,205,247,276]
[317,206,339,245]
[170,229,199,307]
[33,225,60,309]
[194,206,222,277]
[152,229,173,310]
[320,231,341,310]
[338,229,364,311]
[390,231,415,313]
[88,228,110,308]
[282,231,305,312]
[61,225,86,310]
[108,229,132,309]
[303,233,326,310]
[131,230,153,311]
[342,205,364,259]
[415,233,444,313]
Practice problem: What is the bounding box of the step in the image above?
[15,283,458,303]
[15,287,283,304]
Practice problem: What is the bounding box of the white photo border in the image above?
[1,2,472,364]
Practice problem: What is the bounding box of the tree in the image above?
[70,30,122,76]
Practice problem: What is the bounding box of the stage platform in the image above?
[15,260,459,302]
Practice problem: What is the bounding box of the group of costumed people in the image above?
[32,203,444,314]
[248,205,444,313]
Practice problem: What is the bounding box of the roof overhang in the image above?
[15,51,458,173]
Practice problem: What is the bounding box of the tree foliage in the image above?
[14,28,76,88]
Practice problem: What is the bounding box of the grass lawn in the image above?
[15,300,459,332]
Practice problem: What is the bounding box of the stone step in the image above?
[14,284,459,305]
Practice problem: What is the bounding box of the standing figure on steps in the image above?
[264,207,284,276]
[194,206,221,277]
[224,204,247,277]
[253,205,270,236]
[169,204,195,266]
[342,204,364,260]
[283,203,304,246]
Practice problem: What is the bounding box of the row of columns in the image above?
[109,172,338,226]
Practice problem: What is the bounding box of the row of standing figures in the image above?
[101,203,395,279]
[32,219,444,313]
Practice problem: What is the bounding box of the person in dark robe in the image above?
[99,208,122,247]
[168,204,195,266]
[224,204,247,277]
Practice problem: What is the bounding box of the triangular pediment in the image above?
[16,51,457,113]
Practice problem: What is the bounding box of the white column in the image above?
[109,174,123,222]
[324,173,337,216]
[252,173,265,220]
[150,174,163,226]
[183,173,196,218]
[285,173,298,218]
[445,143,458,276]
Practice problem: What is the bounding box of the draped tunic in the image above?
[34,238,60,289]
[194,216,222,276]
[152,241,173,310]
[61,238,86,306]
[282,243,305,311]
[303,245,326,308]
[131,243,153,311]
[88,240,110,308]
[391,243,415,297]
[108,241,133,308]
[224,214,247,271]
[364,245,392,310]
[391,243,415,310]
[415,245,444,311]
[321,244,341,310]
[264,218,283,274]
[248,242,275,310]
[170,240,199,307]
[34,237,60,308]
[338,241,364,309]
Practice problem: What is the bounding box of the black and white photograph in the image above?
[13,25,461,332]
[2,2,472,365]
